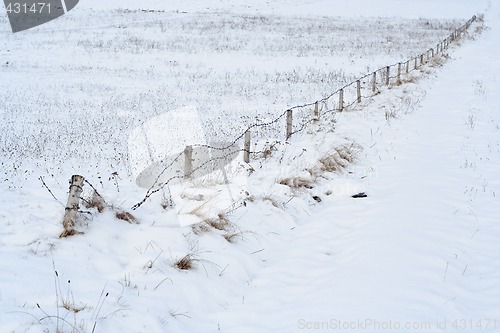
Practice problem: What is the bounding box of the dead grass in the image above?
[223,232,242,243]
[191,212,233,234]
[115,211,138,224]
[174,253,198,270]
[262,195,284,208]
[223,231,249,243]
[261,140,280,159]
[279,176,313,189]
[59,229,80,238]
[280,143,362,192]
[334,144,360,163]
[192,222,212,235]
[204,213,232,231]
[173,251,216,274]
[84,190,106,213]
[429,55,446,68]
[385,109,397,122]
[83,189,137,223]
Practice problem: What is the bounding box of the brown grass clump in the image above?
[279,176,313,189]
[223,232,242,243]
[115,211,138,224]
[174,254,197,270]
[192,223,212,235]
[59,229,80,238]
[84,190,138,224]
[204,213,232,231]
[84,190,106,213]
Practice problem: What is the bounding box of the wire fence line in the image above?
[131,15,478,210]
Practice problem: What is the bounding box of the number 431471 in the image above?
[452,319,497,330]
[6,3,51,14]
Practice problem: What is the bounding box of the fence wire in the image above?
[132,15,477,210]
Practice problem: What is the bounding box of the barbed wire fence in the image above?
[131,15,478,210]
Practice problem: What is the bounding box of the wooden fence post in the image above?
[405,60,409,74]
[356,80,361,103]
[61,175,84,237]
[286,109,293,139]
[397,63,401,85]
[372,72,376,93]
[184,145,193,179]
[243,131,251,163]
[414,57,418,69]
[312,101,320,120]
[385,66,390,86]
[431,48,434,58]
[338,89,344,111]
[420,54,425,66]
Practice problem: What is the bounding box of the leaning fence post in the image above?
[356,80,361,103]
[184,145,193,179]
[243,131,251,163]
[385,66,390,86]
[286,109,293,140]
[338,89,344,111]
[61,175,84,237]
[372,72,376,93]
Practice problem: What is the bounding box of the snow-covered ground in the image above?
[1,0,498,332]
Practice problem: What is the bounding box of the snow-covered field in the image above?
[1,0,498,332]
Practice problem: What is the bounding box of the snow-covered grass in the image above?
[1,0,498,332]
[0,7,464,183]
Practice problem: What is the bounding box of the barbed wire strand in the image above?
[131,15,477,210]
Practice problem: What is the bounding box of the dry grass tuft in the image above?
[429,55,446,68]
[261,140,280,159]
[311,143,362,176]
[279,176,313,189]
[191,211,234,234]
[84,190,106,213]
[174,254,198,270]
[319,152,348,172]
[59,229,80,238]
[203,213,232,231]
[224,230,256,244]
[115,211,138,224]
[223,232,242,243]
[334,144,360,163]
[62,300,86,314]
[385,109,397,122]
[262,195,283,208]
[192,222,212,235]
